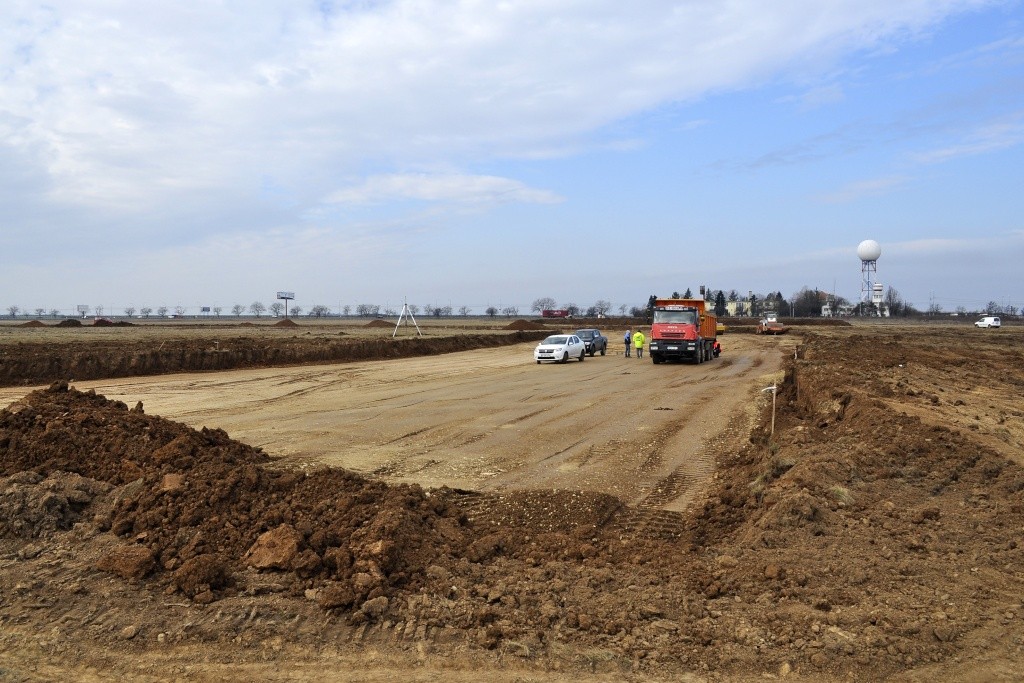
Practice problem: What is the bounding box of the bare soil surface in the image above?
[0,322,1022,682]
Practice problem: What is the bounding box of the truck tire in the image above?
[600,345,606,356]
[652,353,662,364]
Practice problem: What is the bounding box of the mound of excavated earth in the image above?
[0,327,1022,681]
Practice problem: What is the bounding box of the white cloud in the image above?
[817,175,911,203]
[911,113,1024,164]
[325,173,562,206]
[1,0,997,209]
[781,83,847,110]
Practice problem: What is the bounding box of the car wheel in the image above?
[536,360,541,364]
[561,352,568,363]
[579,349,585,361]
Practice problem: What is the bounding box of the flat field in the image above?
[0,319,1021,682]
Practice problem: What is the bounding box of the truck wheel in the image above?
[652,354,662,364]
[600,346,606,356]
[588,349,594,356]
[537,360,541,364]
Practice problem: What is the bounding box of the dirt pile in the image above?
[0,331,548,387]
[505,319,549,330]
[0,382,475,611]
[17,320,46,328]
[364,319,393,328]
[273,318,300,327]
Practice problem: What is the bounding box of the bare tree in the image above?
[94,306,104,317]
[6,305,19,318]
[342,305,351,316]
[156,306,168,317]
[250,301,266,317]
[563,302,580,316]
[213,306,222,316]
[140,307,153,318]
[618,304,628,316]
[486,306,498,317]
[48,309,59,318]
[459,305,471,316]
[593,300,611,316]
[880,287,900,316]
[269,302,285,317]
[502,306,519,317]
[309,304,330,318]
[531,297,556,313]
[290,305,302,316]
[231,304,244,316]
[124,306,136,317]
[174,305,186,317]
[34,308,45,318]
[408,304,419,315]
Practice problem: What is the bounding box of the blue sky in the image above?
[2,0,1022,316]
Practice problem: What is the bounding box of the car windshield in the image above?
[542,336,568,345]
[653,310,697,324]
[576,331,594,339]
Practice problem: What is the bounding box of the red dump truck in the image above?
[648,298,718,364]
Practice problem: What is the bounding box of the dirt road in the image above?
[0,334,791,509]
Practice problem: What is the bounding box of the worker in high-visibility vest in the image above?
[632,329,646,359]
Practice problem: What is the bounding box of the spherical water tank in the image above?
[857,239,881,262]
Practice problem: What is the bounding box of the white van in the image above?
[974,316,1001,328]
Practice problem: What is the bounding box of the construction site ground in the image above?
[0,318,1021,682]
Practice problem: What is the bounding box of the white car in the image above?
[534,335,586,363]
[974,316,1001,328]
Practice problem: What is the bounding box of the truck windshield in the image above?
[654,309,697,324]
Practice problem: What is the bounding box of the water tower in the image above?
[857,239,881,314]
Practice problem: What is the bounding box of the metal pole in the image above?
[771,385,777,436]
[762,384,777,436]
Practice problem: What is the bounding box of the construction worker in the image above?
[624,329,632,357]
[632,329,646,359]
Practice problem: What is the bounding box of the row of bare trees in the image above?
[530,298,616,317]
